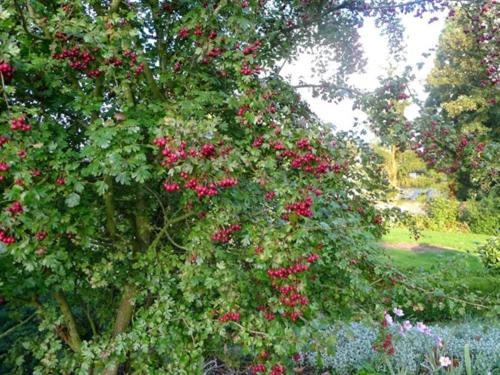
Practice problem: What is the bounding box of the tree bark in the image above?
[102,284,137,375]
[389,145,399,188]
[54,292,82,352]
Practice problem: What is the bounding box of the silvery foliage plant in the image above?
[300,310,499,374]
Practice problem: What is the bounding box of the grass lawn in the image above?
[380,227,498,295]
[382,227,491,252]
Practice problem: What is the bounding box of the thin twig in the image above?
[13,0,49,41]
[86,304,98,337]
[230,321,269,338]
[0,312,37,340]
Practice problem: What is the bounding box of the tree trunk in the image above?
[389,145,398,188]
[54,292,82,352]
[103,284,137,375]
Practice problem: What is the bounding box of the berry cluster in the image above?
[0,136,9,146]
[270,364,285,375]
[0,230,15,245]
[240,62,260,75]
[264,192,275,202]
[281,148,331,175]
[237,105,250,117]
[122,50,145,76]
[265,254,320,321]
[296,138,311,150]
[53,47,97,74]
[217,311,240,322]
[212,224,241,243]
[242,40,262,55]
[278,288,308,307]
[8,201,23,215]
[178,27,190,39]
[200,143,216,158]
[249,364,266,374]
[267,263,309,278]
[188,180,219,198]
[285,196,313,218]
[154,138,238,199]
[0,162,9,172]
[155,138,218,166]
[0,61,14,82]
[36,231,48,241]
[162,182,180,192]
[252,136,264,147]
[217,178,238,188]
[11,117,32,132]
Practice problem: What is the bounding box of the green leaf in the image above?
[65,193,80,208]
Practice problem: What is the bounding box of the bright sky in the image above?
[281,13,446,140]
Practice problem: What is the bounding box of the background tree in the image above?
[411,1,499,199]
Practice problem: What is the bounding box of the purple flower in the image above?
[435,336,443,348]
[393,307,404,317]
[416,322,431,334]
[402,320,412,332]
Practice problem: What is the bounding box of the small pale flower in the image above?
[439,356,452,367]
[416,322,430,334]
[393,307,404,317]
[435,336,443,348]
[402,320,412,331]
[384,313,393,326]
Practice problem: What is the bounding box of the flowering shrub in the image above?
[300,314,500,374]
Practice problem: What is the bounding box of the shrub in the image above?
[476,237,500,271]
[462,194,500,235]
[422,197,466,232]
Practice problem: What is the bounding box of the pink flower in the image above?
[393,307,404,317]
[435,336,443,348]
[401,320,412,332]
[416,322,431,335]
[384,313,393,326]
[439,356,452,367]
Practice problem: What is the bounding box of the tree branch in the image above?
[13,0,50,41]
[0,312,37,340]
[293,83,363,97]
[54,291,82,352]
[104,176,118,238]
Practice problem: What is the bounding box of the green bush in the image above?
[423,197,465,232]
[462,194,500,235]
[476,237,500,272]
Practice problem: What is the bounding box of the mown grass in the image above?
[380,227,498,296]
[382,227,491,252]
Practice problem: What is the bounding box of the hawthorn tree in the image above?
[0,0,472,373]
[409,1,499,198]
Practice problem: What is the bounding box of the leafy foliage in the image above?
[476,237,500,272]
[411,3,499,198]
[461,192,500,235]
